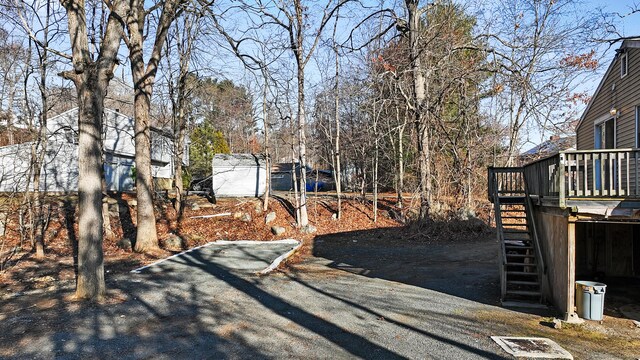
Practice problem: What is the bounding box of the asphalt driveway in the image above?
[1,237,513,359]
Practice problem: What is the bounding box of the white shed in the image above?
[211,154,266,197]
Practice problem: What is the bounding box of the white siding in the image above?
[0,142,78,192]
[152,162,173,179]
[0,108,177,192]
[211,166,266,197]
[0,143,33,192]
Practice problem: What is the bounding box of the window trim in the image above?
[621,52,628,78]
[594,115,616,149]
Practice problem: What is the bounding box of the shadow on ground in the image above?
[0,240,509,359]
[311,226,502,306]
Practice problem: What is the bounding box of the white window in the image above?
[621,52,628,78]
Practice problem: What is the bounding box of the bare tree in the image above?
[485,0,601,165]
[213,0,351,228]
[164,5,204,216]
[58,0,127,299]
[124,0,184,252]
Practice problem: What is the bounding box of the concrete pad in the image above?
[491,336,573,359]
[130,239,301,275]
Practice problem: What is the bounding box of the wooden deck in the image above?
[490,149,640,218]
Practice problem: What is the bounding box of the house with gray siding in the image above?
[488,39,640,321]
[0,108,179,192]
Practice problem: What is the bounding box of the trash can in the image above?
[575,281,606,321]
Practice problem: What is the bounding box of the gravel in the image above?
[1,238,511,359]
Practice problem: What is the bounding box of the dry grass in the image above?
[474,309,640,358]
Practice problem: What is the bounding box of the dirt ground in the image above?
[1,194,639,358]
[0,193,408,295]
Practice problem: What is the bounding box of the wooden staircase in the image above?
[489,168,546,307]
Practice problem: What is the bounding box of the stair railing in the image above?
[488,167,508,299]
[524,180,547,276]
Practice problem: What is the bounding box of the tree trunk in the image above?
[373,102,379,223]
[75,67,106,300]
[125,0,180,251]
[407,0,430,219]
[173,116,185,216]
[173,73,187,217]
[333,42,342,220]
[291,140,301,225]
[132,83,159,252]
[396,106,406,208]
[61,0,126,300]
[296,66,309,227]
[262,75,270,212]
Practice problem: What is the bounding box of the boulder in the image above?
[240,213,252,222]
[163,234,184,249]
[271,226,286,236]
[254,203,263,214]
[265,212,277,224]
[301,224,317,234]
[117,238,133,251]
[191,203,201,211]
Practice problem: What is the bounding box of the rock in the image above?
[301,224,317,234]
[271,226,286,236]
[128,199,137,207]
[233,211,243,219]
[552,318,563,329]
[240,213,252,222]
[265,212,277,224]
[458,207,476,220]
[191,203,201,211]
[331,213,338,220]
[632,320,640,328]
[254,203,263,214]
[162,234,184,249]
[0,219,5,236]
[117,238,133,251]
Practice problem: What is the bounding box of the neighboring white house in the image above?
[0,108,182,192]
[211,154,266,197]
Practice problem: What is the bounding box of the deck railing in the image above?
[523,149,640,207]
[487,167,525,202]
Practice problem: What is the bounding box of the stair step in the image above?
[501,216,527,219]
[504,236,530,239]
[506,290,541,297]
[506,271,538,276]
[503,229,529,233]
[507,280,540,286]
[506,262,537,267]
[501,300,548,309]
[506,254,536,258]
[505,245,533,250]
[504,239,531,244]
